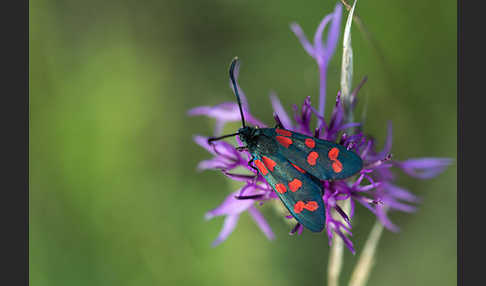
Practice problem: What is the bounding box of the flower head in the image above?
[189,3,451,253]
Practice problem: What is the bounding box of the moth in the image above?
[208,58,363,232]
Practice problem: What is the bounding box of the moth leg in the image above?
[222,170,257,181]
[273,113,284,129]
[289,222,302,235]
[273,119,284,129]
[247,157,258,172]
[236,146,248,152]
[334,204,351,223]
[234,194,264,200]
[247,157,261,185]
[211,144,230,159]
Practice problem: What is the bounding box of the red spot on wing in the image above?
[328,147,339,160]
[276,128,292,137]
[290,162,306,173]
[307,151,319,166]
[288,178,302,192]
[305,138,315,148]
[332,161,343,173]
[304,201,319,211]
[276,136,293,148]
[262,156,277,172]
[275,183,287,194]
[254,159,268,175]
[294,201,319,213]
[328,147,343,173]
[294,201,305,213]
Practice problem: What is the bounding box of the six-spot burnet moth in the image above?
[208,57,363,232]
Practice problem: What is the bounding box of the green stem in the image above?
[327,1,357,285]
[348,219,384,286]
[327,200,351,286]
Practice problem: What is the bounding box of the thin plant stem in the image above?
[327,200,351,286]
[348,219,385,286]
[339,0,396,105]
[327,2,356,286]
[339,0,390,77]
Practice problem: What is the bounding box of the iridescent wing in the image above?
[251,152,325,232]
[261,128,363,181]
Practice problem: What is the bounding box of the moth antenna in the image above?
[207,132,240,144]
[229,57,246,128]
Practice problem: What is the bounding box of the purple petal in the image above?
[383,198,417,213]
[238,183,259,197]
[292,7,338,121]
[214,120,226,137]
[248,206,275,240]
[337,231,355,254]
[396,158,453,179]
[325,96,345,140]
[211,214,239,247]
[360,139,373,158]
[323,3,342,63]
[194,135,240,161]
[197,158,228,171]
[315,4,342,119]
[290,23,315,58]
[329,221,355,254]
[302,96,312,127]
[205,189,256,220]
[336,122,361,132]
[194,135,227,156]
[354,194,378,214]
[309,105,328,133]
[383,183,420,203]
[313,14,334,64]
[350,76,368,109]
[188,102,241,122]
[292,96,313,135]
[193,135,214,153]
[375,205,399,232]
[270,92,293,130]
[356,182,382,192]
[317,66,328,123]
[351,173,366,189]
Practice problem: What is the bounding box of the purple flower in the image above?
[205,189,275,247]
[290,3,342,122]
[189,3,451,253]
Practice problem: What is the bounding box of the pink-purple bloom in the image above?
[188,3,451,253]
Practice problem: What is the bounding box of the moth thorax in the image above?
[255,135,278,155]
[237,126,256,144]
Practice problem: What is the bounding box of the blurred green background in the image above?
[30,0,456,285]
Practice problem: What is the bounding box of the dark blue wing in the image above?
[251,152,325,232]
[260,128,363,181]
